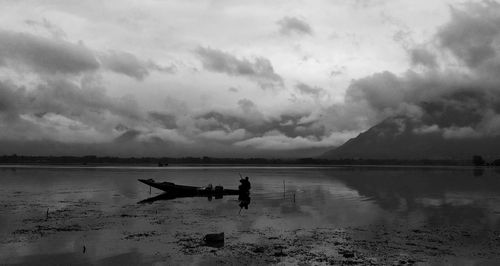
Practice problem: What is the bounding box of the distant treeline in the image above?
[0,154,476,166]
[472,155,500,166]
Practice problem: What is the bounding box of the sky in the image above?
[1,0,500,157]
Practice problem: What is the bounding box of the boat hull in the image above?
[138,179,240,196]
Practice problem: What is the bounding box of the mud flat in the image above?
[2,196,500,265]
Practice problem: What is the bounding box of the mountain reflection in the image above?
[325,167,500,228]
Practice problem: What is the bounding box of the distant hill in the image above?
[322,116,500,160]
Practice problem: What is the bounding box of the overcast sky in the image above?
[1,0,499,157]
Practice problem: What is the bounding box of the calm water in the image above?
[1,166,500,264]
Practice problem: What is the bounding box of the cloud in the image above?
[330,70,343,77]
[193,103,266,136]
[327,1,500,140]
[342,68,500,139]
[234,130,355,151]
[438,1,500,68]
[99,50,176,80]
[114,129,142,143]
[277,16,313,36]
[410,47,437,68]
[20,112,105,143]
[32,77,143,121]
[184,98,345,151]
[137,128,192,144]
[295,82,325,98]
[0,73,197,155]
[0,30,99,75]
[0,75,146,144]
[196,47,283,89]
[345,71,408,113]
[413,124,440,135]
[4,1,500,156]
[0,30,174,80]
[0,81,25,121]
[148,111,177,129]
[234,134,318,150]
[198,128,247,142]
[25,18,67,39]
[442,126,481,139]
[237,98,254,108]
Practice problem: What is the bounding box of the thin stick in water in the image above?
[283,180,285,199]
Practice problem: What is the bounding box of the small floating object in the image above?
[203,232,224,248]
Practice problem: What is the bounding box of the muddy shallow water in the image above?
[1,166,500,265]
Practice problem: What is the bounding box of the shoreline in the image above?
[0,163,487,169]
[0,155,476,167]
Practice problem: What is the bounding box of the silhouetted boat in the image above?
[138,178,239,196]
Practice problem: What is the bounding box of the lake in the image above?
[0,166,499,265]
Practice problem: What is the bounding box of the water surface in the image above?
[1,166,499,264]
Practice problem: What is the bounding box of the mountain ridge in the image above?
[322,116,500,160]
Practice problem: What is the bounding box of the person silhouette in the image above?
[239,177,250,191]
[238,176,251,212]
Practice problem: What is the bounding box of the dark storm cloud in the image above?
[419,89,495,128]
[409,48,437,68]
[114,129,142,143]
[295,82,325,98]
[0,75,147,145]
[148,111,177,129]
[193,99,325,142]
[196,47,283,89]
[346,71,408,113]
[0,81,23,120]
[99,51,176,80]
[336,1,500,140]
[0,30,99,74]
[32,78,142,119]
[0,76,203,154]
[237,98,257,113]
[346,69,497,118]
[277,16,312,36]
[437,1,500,68]
[194,111,262,135]
[0,30,174,80]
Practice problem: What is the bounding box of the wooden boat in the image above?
[138,178,240,196]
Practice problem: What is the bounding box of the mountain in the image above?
[322,116,500,160]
